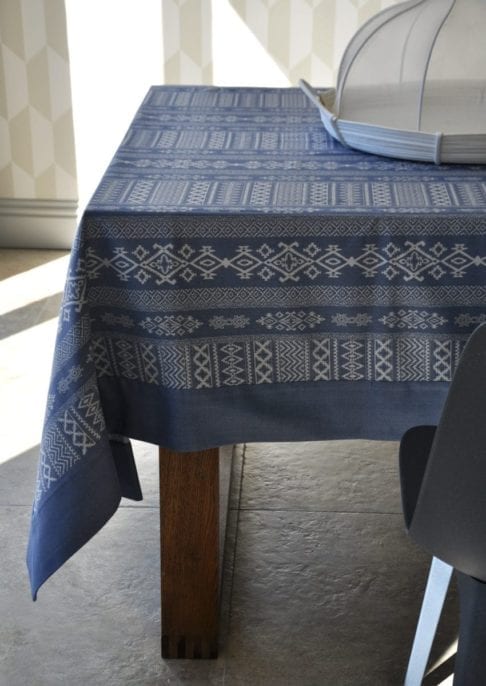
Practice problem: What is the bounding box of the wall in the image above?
[0,0,77,247]
[163,0,396,86]
[0,0,398,248]
[162,0,213,85]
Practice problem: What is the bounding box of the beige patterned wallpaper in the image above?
[228,0,396,85]
[0,0,76,201]
[1,0,398,200]
[162,0,213,85]
[0,0,398,246]
[163,0,397,86]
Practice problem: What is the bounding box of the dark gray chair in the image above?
[399,322,486,686]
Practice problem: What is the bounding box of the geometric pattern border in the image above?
[34,376,105,510]
[92,307,484,336]
[90,332,466,390]
[84,239,486,286]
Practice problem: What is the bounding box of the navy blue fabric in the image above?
[27,85,486,599]
[27,440,122,600]
[101,378,448,451]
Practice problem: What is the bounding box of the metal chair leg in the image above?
[404,557,454,686]
[453,571,486,685]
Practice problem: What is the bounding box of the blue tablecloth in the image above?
[27,85,486,598]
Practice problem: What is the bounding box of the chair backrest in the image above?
[409,323,486,582]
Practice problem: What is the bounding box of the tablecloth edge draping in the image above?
[26,438,141,600]
[98,377,451,452]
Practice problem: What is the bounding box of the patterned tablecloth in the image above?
[27,85,486,598]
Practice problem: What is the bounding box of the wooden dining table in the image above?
[27,84,486,659]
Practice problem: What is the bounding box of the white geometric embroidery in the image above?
[340,338,365,380]
[276,338,309,382]
[220,343,246,386]
[58,410,97,456]
[37,376,105,493]
[253,340,273,383]
[441,243,484,277]
[61,275,87,321]
[94,332,468,390]
[90,337,112,377]
[455,313,486,328]
[209,314,250,329]
[191,245,226,280]
[312,338,331,380]
[332,313,372,327]
[380,310,447,330]
[42,426,79,480]
[347,243,387,278]
[40,443,59,485]
[34,450,57,511]
[115,339,139,380]
[263,242,313,282]
[433,340,452,381]
[227,246,262,280]
[257,310,324,331]
[57,365,83,393]
[158,345,188,389]
[140,342,158,383]
[192,343,212,388]
[35,379,107,506]
[76,388,105,434]
[374,339,393,381]
[386,241,445,282]
[54,315,91,373]
[86,240,485,285]
[140,314,202,336]
[397,338,429,381]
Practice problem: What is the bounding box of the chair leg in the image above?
[453,572,486,685]
[404,557,454,686]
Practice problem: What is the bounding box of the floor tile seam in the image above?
[223,442,247,642]
[235,443,246,510]
[0,503,32,509]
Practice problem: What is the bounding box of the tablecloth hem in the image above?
[100,378,451,452]
[27,440,127,600]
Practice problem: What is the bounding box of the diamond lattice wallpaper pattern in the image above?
[162,0,213,85]
[162,0,397,85]
[1,0,398,203]
[0,0,77,201]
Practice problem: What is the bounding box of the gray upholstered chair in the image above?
[399,323,486,686]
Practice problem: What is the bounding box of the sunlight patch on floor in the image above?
[0,318,59,464]
[0,254,70,316]
[0,253,69,465]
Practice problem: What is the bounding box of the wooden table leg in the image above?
[159,446,219,659]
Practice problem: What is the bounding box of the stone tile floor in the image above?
[0,249,458,686]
